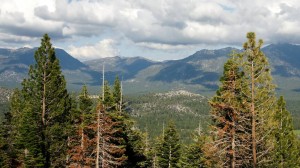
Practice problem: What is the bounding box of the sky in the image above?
[0,0,300,61]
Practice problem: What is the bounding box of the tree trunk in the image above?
[96,107,100,168]
[231,114,236,168]
[102,134,105,168]
[168,145,171,168]
[251,61,257,168]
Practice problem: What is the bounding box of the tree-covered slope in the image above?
[126,90,210,142]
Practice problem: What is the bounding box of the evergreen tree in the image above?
[209,32,279,167]
[123,122,147,168]
[94,102,127,168]
[95,77,129,168]
[19,34,72,167]
[239,32,277,167]
[271,96,300,167]
[0,89,23,167]
[209,56,251,167]
[102,80,114,108]
[156,121,181,168]
[67,86,94,167]
[113,76,122,111]
[179,133,207,168]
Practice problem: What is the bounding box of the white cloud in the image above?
[67,39,119,60]
[2,0,300,58]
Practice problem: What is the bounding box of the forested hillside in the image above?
[127,90,209,142]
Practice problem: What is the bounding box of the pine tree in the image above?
[102,80,114,108]
[209,32,279,167]
[156,121,181,168]
[95,77,129,168]
[124,128,148,168]
[271,96,300,167]
[209,55,252,167]
[19,34,72,167]
[94,102,127,168]
[0,89,23,167]
[239,32,277,167]
[179,133,207,168]
[67,86,94,167]
[113,76,122,111]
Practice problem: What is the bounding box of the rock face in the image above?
[0,87,12,103]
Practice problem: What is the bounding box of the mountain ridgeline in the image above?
[1,44,300,96]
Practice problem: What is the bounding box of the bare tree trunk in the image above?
[42,64,50,167]
[96,108,100,168]
[153,153,157,168]
[97,64,105,168]
[251,61,257,168]
[102,134,105,168]
[42,69,46,125]
[231,117,236,168]
[168,145,171,168]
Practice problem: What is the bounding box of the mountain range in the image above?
[1,44,300,98]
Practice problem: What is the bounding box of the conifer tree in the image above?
[209,56,251,167]
[209,32,279,167]
[0,89,23,167]
[124,128,148,168]
[156,121,181,168]
[68,86,94,167]
[239,32,277,167]
[19,34,72,167]
[113,76,122,111]
[95,78,128,168]
[94,102,127,168]
[102,80,114,108]
[271,96,300,167]
[179,133,207,168]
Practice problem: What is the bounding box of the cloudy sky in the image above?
[0,0,300,61]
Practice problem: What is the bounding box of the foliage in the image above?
[271,96,300,167]
[207,32,299,167]
[209,55,252,167]
[156,121,181,168]
[9,34,72,167]
[179,132,208,168]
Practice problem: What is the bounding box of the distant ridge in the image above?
[1,43,300,96]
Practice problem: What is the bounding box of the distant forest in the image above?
[1,33,300,168]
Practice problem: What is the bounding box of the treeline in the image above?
[1,33,300,168]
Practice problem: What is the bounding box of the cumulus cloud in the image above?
[67,39,119,60]
[2,0,300,58]
[32,0,300,45]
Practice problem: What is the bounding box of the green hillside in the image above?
[126,90,210,143]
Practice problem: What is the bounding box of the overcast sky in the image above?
[0,0,300,61]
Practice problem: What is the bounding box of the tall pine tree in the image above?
[209,55,251,167]
[19,34,72,167]
[209,32,281,167]
[239,32,277,167]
